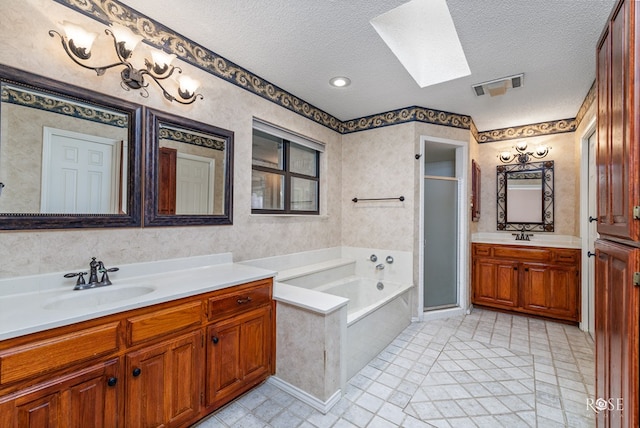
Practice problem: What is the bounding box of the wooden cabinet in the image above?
[126,330,202,428]
[595,240,639,427]
[205,280,274,410]
[596,0,640,425]
[520,262,580,321]
[472,257,519,309]
[0,278,275,428]
[596,0,640,241]
[471,243,580,322]
[0,359,119,428]
[206,307,272,409]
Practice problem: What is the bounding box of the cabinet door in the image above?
[206,306,272,409]
[241,307,272,384]
[472,258,519,309]
[520,263,580,322]
[0,359,119,428]
[125,330,202,428]
[595,240,640,428]
[597,0,640,241]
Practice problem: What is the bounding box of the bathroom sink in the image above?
[43,285,155,310]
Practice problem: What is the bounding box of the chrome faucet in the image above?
[64,257,119,290]
[375,263,385,271]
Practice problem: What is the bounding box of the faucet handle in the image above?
[64,271,88,286]
[99,267,119,286]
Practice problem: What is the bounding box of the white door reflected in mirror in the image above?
[41,127,126,214]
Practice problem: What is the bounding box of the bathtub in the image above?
[313,275,412,379]
[315,276,412,325]
[241,246,413,410]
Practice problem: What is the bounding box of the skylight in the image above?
[370,0,470,88]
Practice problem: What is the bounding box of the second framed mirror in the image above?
[144,109,233,226]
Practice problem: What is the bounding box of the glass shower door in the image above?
[423,177,458,310]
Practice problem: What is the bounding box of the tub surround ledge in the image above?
[274,282,348,315]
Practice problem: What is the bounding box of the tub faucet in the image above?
[375,263,385,271]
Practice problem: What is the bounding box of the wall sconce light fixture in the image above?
[49,21,203,105]
[498,141,551,164]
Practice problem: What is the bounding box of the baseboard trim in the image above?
[267,376,341,414]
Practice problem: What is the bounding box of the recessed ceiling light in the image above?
[329,77,351,87]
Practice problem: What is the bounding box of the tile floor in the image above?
[195,308,595,427]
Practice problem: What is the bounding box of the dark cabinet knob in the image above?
[589,216,597,223]
[132,368,141,377]
[107,377,117,387]
[212,336,219,344]
[588,251,596,258]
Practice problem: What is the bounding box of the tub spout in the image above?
[375,263,385,271]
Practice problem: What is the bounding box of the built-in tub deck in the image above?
[241,246,413,413]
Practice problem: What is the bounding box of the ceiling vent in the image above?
[472,73,524,97]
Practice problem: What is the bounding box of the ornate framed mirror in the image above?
[144,109,233,226]
[0,64,142,230]
[496,160,554,232]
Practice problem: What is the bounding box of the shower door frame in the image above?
[417,135,470,321]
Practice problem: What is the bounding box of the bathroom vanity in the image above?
[0,256,275,428]
[471,242,581,323]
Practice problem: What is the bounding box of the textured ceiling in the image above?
[118,0,615,131]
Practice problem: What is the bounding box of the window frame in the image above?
[251,134,320,215]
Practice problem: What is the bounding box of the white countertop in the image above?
[471,232,582,249]
[0,254,276,341]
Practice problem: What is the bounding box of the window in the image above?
[251,120,323,214]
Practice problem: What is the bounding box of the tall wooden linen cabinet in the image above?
[596,0,640,426]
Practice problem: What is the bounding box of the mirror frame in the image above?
[471,159,481,222]
[0,64,142,230]
[496,160,554,232]
[144,108,234,227]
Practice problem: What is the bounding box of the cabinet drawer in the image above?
[0,322,119,386]
[209,281,271,322]
[473,244,492,257]
[126,301,202,345]
[493,246,550,262]
[553,249,580,264]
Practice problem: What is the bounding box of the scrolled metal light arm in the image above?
[49,26,203,105]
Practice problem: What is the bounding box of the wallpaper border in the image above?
[475,118,577,144]
[159,128,225,151]
[1,85,128,128]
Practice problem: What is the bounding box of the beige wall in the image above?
[0,0,342,278]
[341,123,416,252]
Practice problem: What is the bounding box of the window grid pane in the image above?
[251,170,284,210]
[291,177,318,212]
[290,143,317,177]
[252,129,284,170]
